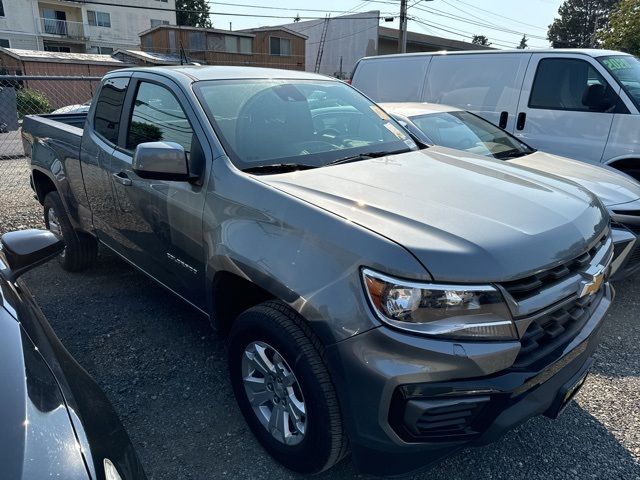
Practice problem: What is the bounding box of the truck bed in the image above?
[22,113,87,150]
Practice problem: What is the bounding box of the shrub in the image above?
[16,88,53,118]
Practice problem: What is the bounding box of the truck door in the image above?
[513,53,622,163]
[104,76,210,310]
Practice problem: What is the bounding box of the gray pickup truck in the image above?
[23,66,615,476]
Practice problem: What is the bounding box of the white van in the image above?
[351,49,640,179]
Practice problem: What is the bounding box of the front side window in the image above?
[599,55,640,109]
[0,1,5,17]
[126,82,194,155]
[94,77,129,144]
[87,10,111,28]
[270,37,291,56]
[409,111,533,159]
[194,79,415,170]
[529,58,617,112]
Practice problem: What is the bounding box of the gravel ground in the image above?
[20,248,640,480]
[0,157,43,233]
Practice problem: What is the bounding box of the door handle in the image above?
[498,111,508,129]
[112,171,132,186]
[516,112,527,131]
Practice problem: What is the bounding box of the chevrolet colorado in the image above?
[23,66,615,476]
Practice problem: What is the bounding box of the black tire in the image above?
[228,300,348,473]
[43,191,98,272]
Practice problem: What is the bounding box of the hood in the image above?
[259,147,607,283]
[509,151,640,208]
[0,309,88,480]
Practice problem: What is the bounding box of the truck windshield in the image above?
[599,55,640,108]
[408,111,534,160]
[193,79,416,171]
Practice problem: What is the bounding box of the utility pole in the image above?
[398,0,408,53]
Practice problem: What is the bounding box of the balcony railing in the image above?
[39,18,86,40]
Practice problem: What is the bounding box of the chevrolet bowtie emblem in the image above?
[578,267,606,298]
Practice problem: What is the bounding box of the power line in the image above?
[448,0,548,31]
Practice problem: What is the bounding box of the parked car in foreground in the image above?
[381,101,640,279]
[0,229,146,480]
[351,49,640,179]
[23,66,616,475]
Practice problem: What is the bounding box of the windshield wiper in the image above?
[242,163,317,174]
[326,149,410,167]
[494,149,532,160]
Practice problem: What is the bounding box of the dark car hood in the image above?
[261,147,607,283]
[509,151,640,208]
[0,306,88,480]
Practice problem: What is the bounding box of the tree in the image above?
[547,0,619,48]
[599,0,640,55]
[517,34,528,49]
[176,0,212,28]
[471,35,491,46]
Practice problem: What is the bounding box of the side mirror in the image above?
[0,229,64,282]
[582,84,614,111]
[132,141,192,181]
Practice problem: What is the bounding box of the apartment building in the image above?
[0,0,175,54]
[139,25,306,70]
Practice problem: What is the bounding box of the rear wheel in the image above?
[43,191,97,272]
[228,301,348,473]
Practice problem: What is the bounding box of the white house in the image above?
[0,0,175,53]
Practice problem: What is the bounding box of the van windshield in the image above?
[408,111,534,160]
[193,79,416,171]
[599,55,640,108]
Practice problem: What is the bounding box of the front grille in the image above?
[512,288,603,369]
[501,234,608,302]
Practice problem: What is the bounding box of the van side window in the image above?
[126,82,194,155]
[529,58,616,112]
[353,57,428,102]
[93,77,129,144]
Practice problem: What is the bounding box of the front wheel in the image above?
[228,301,348,473]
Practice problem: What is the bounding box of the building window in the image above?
[150,19,170,28]
[188,31,206,50]
[89,45,114,54]
[269,37,291,56]
[0,39,9,48]
[87,10,111,28]
[44,44,71,52]
[0,1,5,17]
[208,34,252,54]
[155,0,168,2]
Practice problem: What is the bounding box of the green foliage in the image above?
[16,88,52,118]
[176,0,212,28]
[547,0,619,48]
[471,35,491,46]
[599,0,640,55]
[129,121,163,147]
[517,34,528,49]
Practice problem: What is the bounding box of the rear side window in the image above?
[93,77,129,144]
[352,57,428,102]
[126,82,194,155]
[529,58,614,111]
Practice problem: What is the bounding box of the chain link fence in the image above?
[0,75,101,234]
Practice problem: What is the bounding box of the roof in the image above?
[139,25,255,38]
[378,26,493,51]
[239,26,308,40]
[379,102,461,117]
[113,49,193,66]
[108,65,333,83]
[361,48,629,61]
[0,48,126,65]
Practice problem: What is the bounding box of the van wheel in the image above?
[43,191,97,272]
[228,301,348,473]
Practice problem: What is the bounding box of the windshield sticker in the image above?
[603,57,632,71]
[370,105,390,120]
[384,122,408,140]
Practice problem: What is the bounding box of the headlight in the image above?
[362,268,516,340]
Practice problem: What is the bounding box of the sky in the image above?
[208,0,564,49]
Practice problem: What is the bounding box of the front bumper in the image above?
[325,283,612,476]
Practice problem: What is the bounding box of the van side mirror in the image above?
[0,229,64,282]
[582,84,614,111]
[132,141,192,181]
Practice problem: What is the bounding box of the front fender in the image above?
[203,157,429,346]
